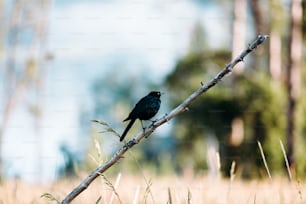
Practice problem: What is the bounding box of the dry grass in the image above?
[1,139,301,203]
[0,174,305,204]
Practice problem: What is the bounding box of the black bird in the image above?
[120,91,161,142]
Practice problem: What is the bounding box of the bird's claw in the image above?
[150,119,158,123]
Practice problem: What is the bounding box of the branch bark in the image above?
[61,34,269,204]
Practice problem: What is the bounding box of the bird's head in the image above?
[149,91,162,98]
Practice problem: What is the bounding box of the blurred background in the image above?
[0,0,305,183]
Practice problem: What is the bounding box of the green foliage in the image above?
[165,49,290,178]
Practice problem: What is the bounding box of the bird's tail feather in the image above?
[120,119,136,141]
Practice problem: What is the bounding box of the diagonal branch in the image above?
[60,34,269,204]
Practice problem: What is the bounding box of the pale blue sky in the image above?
[2,0,229,182]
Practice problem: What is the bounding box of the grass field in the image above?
[0,173,304,204]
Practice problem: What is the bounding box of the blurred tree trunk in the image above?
[303,1,306,41]
[286,0,302,172]
[249,0,265,34]
[231,0,247,75]
[0,0,4,182]
[229,0,247,159]
[249,0,269,74]
[0,0,51,181]
[269,0,284,81]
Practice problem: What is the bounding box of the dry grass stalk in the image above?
[257,141,272,180]
[279,139,292,181]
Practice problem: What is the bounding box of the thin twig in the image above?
[60,34,269,204]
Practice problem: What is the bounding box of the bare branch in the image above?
[60,34,269,204]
